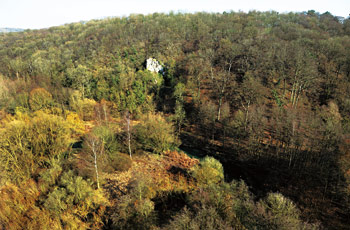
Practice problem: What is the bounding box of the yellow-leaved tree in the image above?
[29,87,54,111]
[0,110,84,183]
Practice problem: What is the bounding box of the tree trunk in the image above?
[241,100,250,131]
[217,96,222,121]
[92,142,100,189]
[82,84,85,99]
[290,82,295,104]
[197,78,201,100]
[245,106,249,131]
[294,84,303,108]
[103,104,107,123]
[126,113,132,159]
[223,126,226,149]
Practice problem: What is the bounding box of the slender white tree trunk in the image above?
[86,135,102,189]
[103,104,107,123]
[126,112,132,159]
[91,141,100,189]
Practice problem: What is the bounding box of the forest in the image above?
[0,10,350,229]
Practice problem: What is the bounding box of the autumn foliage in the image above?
[0,10,350,229]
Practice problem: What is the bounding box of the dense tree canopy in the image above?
[0,10,350,229]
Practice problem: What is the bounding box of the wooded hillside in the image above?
[0,10,350,229]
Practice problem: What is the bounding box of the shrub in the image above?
[192,156,224,187]
[69,90,97,120]
[111,173,157,229]
[108,153,133,172]
[255,193,305,230]
[29,88,53,111]
[41,169,108,229]
[134,113,180,153]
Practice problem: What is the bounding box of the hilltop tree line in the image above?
[0,10,350,229]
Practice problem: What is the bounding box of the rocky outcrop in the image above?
[146,58,163,73]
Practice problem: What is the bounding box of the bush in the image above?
[41,169,108,229]
[69,90,97,121]
[111,173,157,229]
[109,153,133,172]
[192,156,224,187]
[134,113,180,153]
[29,88,54,111]
[255,193,304,230]
[165,180,250,230]
[164,206,230,230]
[92,125,120,155]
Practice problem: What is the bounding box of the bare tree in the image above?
[210,62,234,122]
[125,111,132,159]
[83,134,104,189]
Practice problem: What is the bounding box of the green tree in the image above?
[256,193,306,230]
[192,156,224,187]
[134,113,179,153]
[67,65,92,98]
